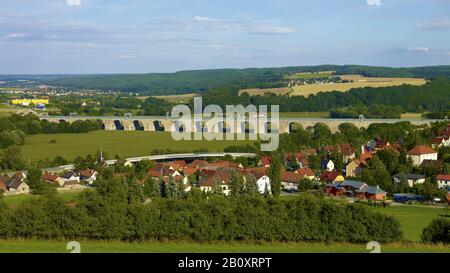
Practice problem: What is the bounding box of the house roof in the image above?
[339,143,355,156]
[431,137,445,144]
[340,180,367,190]
[437,174,450,181]
[320,171,339,182]
[187,159,208,168]
[358,185,387,195]
[244,167,268,180]
[295,168,315,177]
[420,160,443,169]
[394,173,426,181]
[259,156,272,166]
[147,169,161,177]
[281,171,303,183]
[407,145,436,155]
[198,170,231,187]
[80,169,96,178]
[62,172,79,179]
[43,172,60,182]
[7,179,26,189]
[183,167,197,176]
[320,158,333,167]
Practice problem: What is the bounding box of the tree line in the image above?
[0,177,402,243]
[0,114,102,149]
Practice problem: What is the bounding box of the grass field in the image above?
[371,205,446,242]
[2,191,82,208]
[17,131,255,162]
[239,87,291,96]
[0,240,447,253]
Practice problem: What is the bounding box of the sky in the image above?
[0,0,450,74]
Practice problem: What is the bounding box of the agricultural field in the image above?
[239,87,291,96]
[0,240,447,253]
[2,191,82,208]
[239,74,427,98]
[17,131,255,162]
[371,205,446,242]
[290,75,426,97]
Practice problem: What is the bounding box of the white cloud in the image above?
[250,26,295,35]
[66,0,82,6]
[3,33,27,39]
[417,18,450,31]
[367,0,381,6]
[120,54,136,59]
[193,16,212,23]
[408,46,430,52]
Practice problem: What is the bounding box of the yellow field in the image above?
[239,87,292,96]
[290,75,426,97]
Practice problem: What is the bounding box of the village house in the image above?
[324,180,387,201]
[356,185,387,201]
[393,173,426,188]
[339,143,355,163]
[62,172,80,184]
[295,167,316,180]
[430,137,447,149]
[116,159,133,167]
[80,169,98,184]
[345,159,365,178]
[419,159,443,170]
[320,159,335,172]
[319,171,341,183]
[258,156,272,168]
[437,174,450,190]
[244,167,271,194]
[280,171,304,191]
[198,169,232,195]
[42,172,65,187]
[407,145,438,167]
[6,177,30,194]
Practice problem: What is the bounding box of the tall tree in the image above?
[268,152,282,198]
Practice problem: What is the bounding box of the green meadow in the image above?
[371,205,446,242]
[18,131,256,162]
[0,240,448,253]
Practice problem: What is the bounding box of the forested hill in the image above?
[37,65,450,94]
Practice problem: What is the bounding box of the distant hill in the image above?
[2,65,450,95]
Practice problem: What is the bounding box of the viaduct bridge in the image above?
[39,115,442,134]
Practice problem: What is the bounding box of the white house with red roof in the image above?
[437,174,450,190]
[407,145,438,166]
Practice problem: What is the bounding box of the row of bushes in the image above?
[0,179,403,243]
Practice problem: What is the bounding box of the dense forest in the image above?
[8,65,447,95]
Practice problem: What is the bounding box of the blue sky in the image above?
[1,0,450,74]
